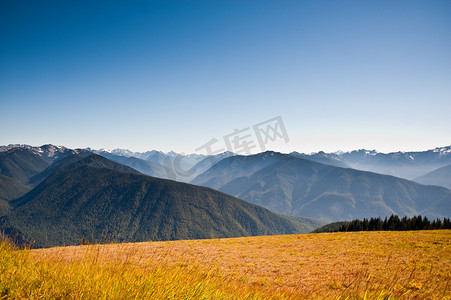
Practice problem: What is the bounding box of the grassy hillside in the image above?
[5,154,318,247]
[1,230,449,299]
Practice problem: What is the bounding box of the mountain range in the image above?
[90,148,205,168]
[0,148,322,247]
[90,148,234,182]
[1,143,450,247]
[0,144,85,184]
[293,146,451,181]
[191,151,451,222]
[91,145,451,189]
[0,144,85,215]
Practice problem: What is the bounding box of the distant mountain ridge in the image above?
[0,144,82,160]
[95,152,170,180]
[89,145,451,183]
[89,148,235,182]
[0,145,88,185]
[292,146,451,180]
[290,151,349,168]
[0,144,234,186]
[88,148,208,170]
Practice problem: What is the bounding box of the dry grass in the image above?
[1,230,450,299]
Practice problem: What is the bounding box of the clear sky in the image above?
[1,0,450,154]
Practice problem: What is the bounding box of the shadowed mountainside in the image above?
[192,152,451,222]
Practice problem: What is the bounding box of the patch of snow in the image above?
[365,150,378,156]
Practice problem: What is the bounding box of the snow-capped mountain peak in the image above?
[432,146,451,156]
[0,144,76,161]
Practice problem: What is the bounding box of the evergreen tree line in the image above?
[335,215,451,232]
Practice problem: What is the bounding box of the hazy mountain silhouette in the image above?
[336,147,451,179]
[290,151,349,168]
[91,149,234,183]
[192,152,451,222]
[414,164,451,190]
[96,152,169,179]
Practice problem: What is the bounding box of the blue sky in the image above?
[1,0,450,154]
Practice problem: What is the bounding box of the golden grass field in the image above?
[1,230,450,299]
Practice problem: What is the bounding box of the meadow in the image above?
[1,230,450,299]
